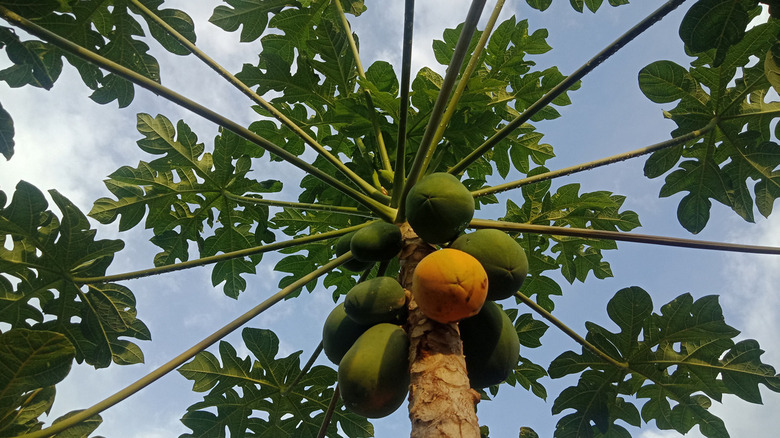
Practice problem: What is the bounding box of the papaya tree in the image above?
[1,0,780,437]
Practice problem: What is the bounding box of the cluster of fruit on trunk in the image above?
[323,173,529,418]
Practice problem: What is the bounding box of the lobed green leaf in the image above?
[178,328,373,437]
[549,286,779,438]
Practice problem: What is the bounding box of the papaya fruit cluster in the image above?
[322,276,410,418]
[407,173,527,388]
[322,173,531,416]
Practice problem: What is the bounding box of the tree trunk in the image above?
[398,223,481,438]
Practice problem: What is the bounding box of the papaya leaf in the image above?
[549,286,780,438]
[50,410,102,438]
[0,181,148,368]
[426,17,564,185]
[89,115,280,298]
[639,20,780,233]
[210,0,300,43]
[275,239,332,296]
[503,355,549,400]
[519,427,540,438]
[307,19,358,97]
[766,41,780,95]
[0,328,75,436]
[525,0,554,11]
[513,312,549,349]
[0,385,55,437]
[135,0,197,56]
[0,0,60,19]
[0,1,195,106]
[0,101,14,160]
[178,328,373,438]
[568,0,630,13]
[678,0,759,67]
[0,26,62,89]
[504,178,640,304]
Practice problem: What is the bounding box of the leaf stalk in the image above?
[126,0,387,202]
[72,223,371,284]
[226,192,374,217]
[391,0,416,208]
[282,341,324,396]
[317,384,341,438]
[333,0,393,173]
[470,218,780,254]
[0,6,393,220]
[421,0,506,173]
[448,0,689,176]
[513,291,628,370]
[395,0,489,222]
[18,253,353,438]
[472,119,717,197]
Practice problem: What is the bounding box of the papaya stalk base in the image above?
[398,223,481,438]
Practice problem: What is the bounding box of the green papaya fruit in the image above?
[338,323,410,418]
[459,301,520,389]
[451,229,529,300]
[350,221,403,262]
[344,276,407,325]
[335,231,373,272]
[322,303,371,365]
[405,172,474,244]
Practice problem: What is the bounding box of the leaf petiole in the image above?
[333,0,393,173]
[472,119,718,198]
[126,0,388,203]
[514,290,628,370]
[72,222,372,284]
[226,192,375,217]
[470,218,780,254]
[421,0,507,173]
[448,0,689,176]
[391,0,416,208]
[17,253,353,438]
[0,6,393,220]
[395,0,489,222]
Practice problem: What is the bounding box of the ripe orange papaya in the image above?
[350,221,403,262]
[322,303,371,364]
[344,276,407,325]
[411,248,488,323]
[338,323,410,418]
[451,229,529,300]
[405,172,474,244]
[459,301,520,389]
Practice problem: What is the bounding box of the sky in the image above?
[1,1,779,437]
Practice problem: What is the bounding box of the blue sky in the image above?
[1,1,779,437]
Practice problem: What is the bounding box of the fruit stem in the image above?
[17,253,353,438]
[126,0,389,203]
[471,118,718,197]
[395,0,489,223]
[72,223,371,284]
[447,0,689,176]
[333,0,394,174]
[420,0,506,174]
[0,6,392,218]
[513,291,629,370]
[391,0,416,209]
[469,218,780,255]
